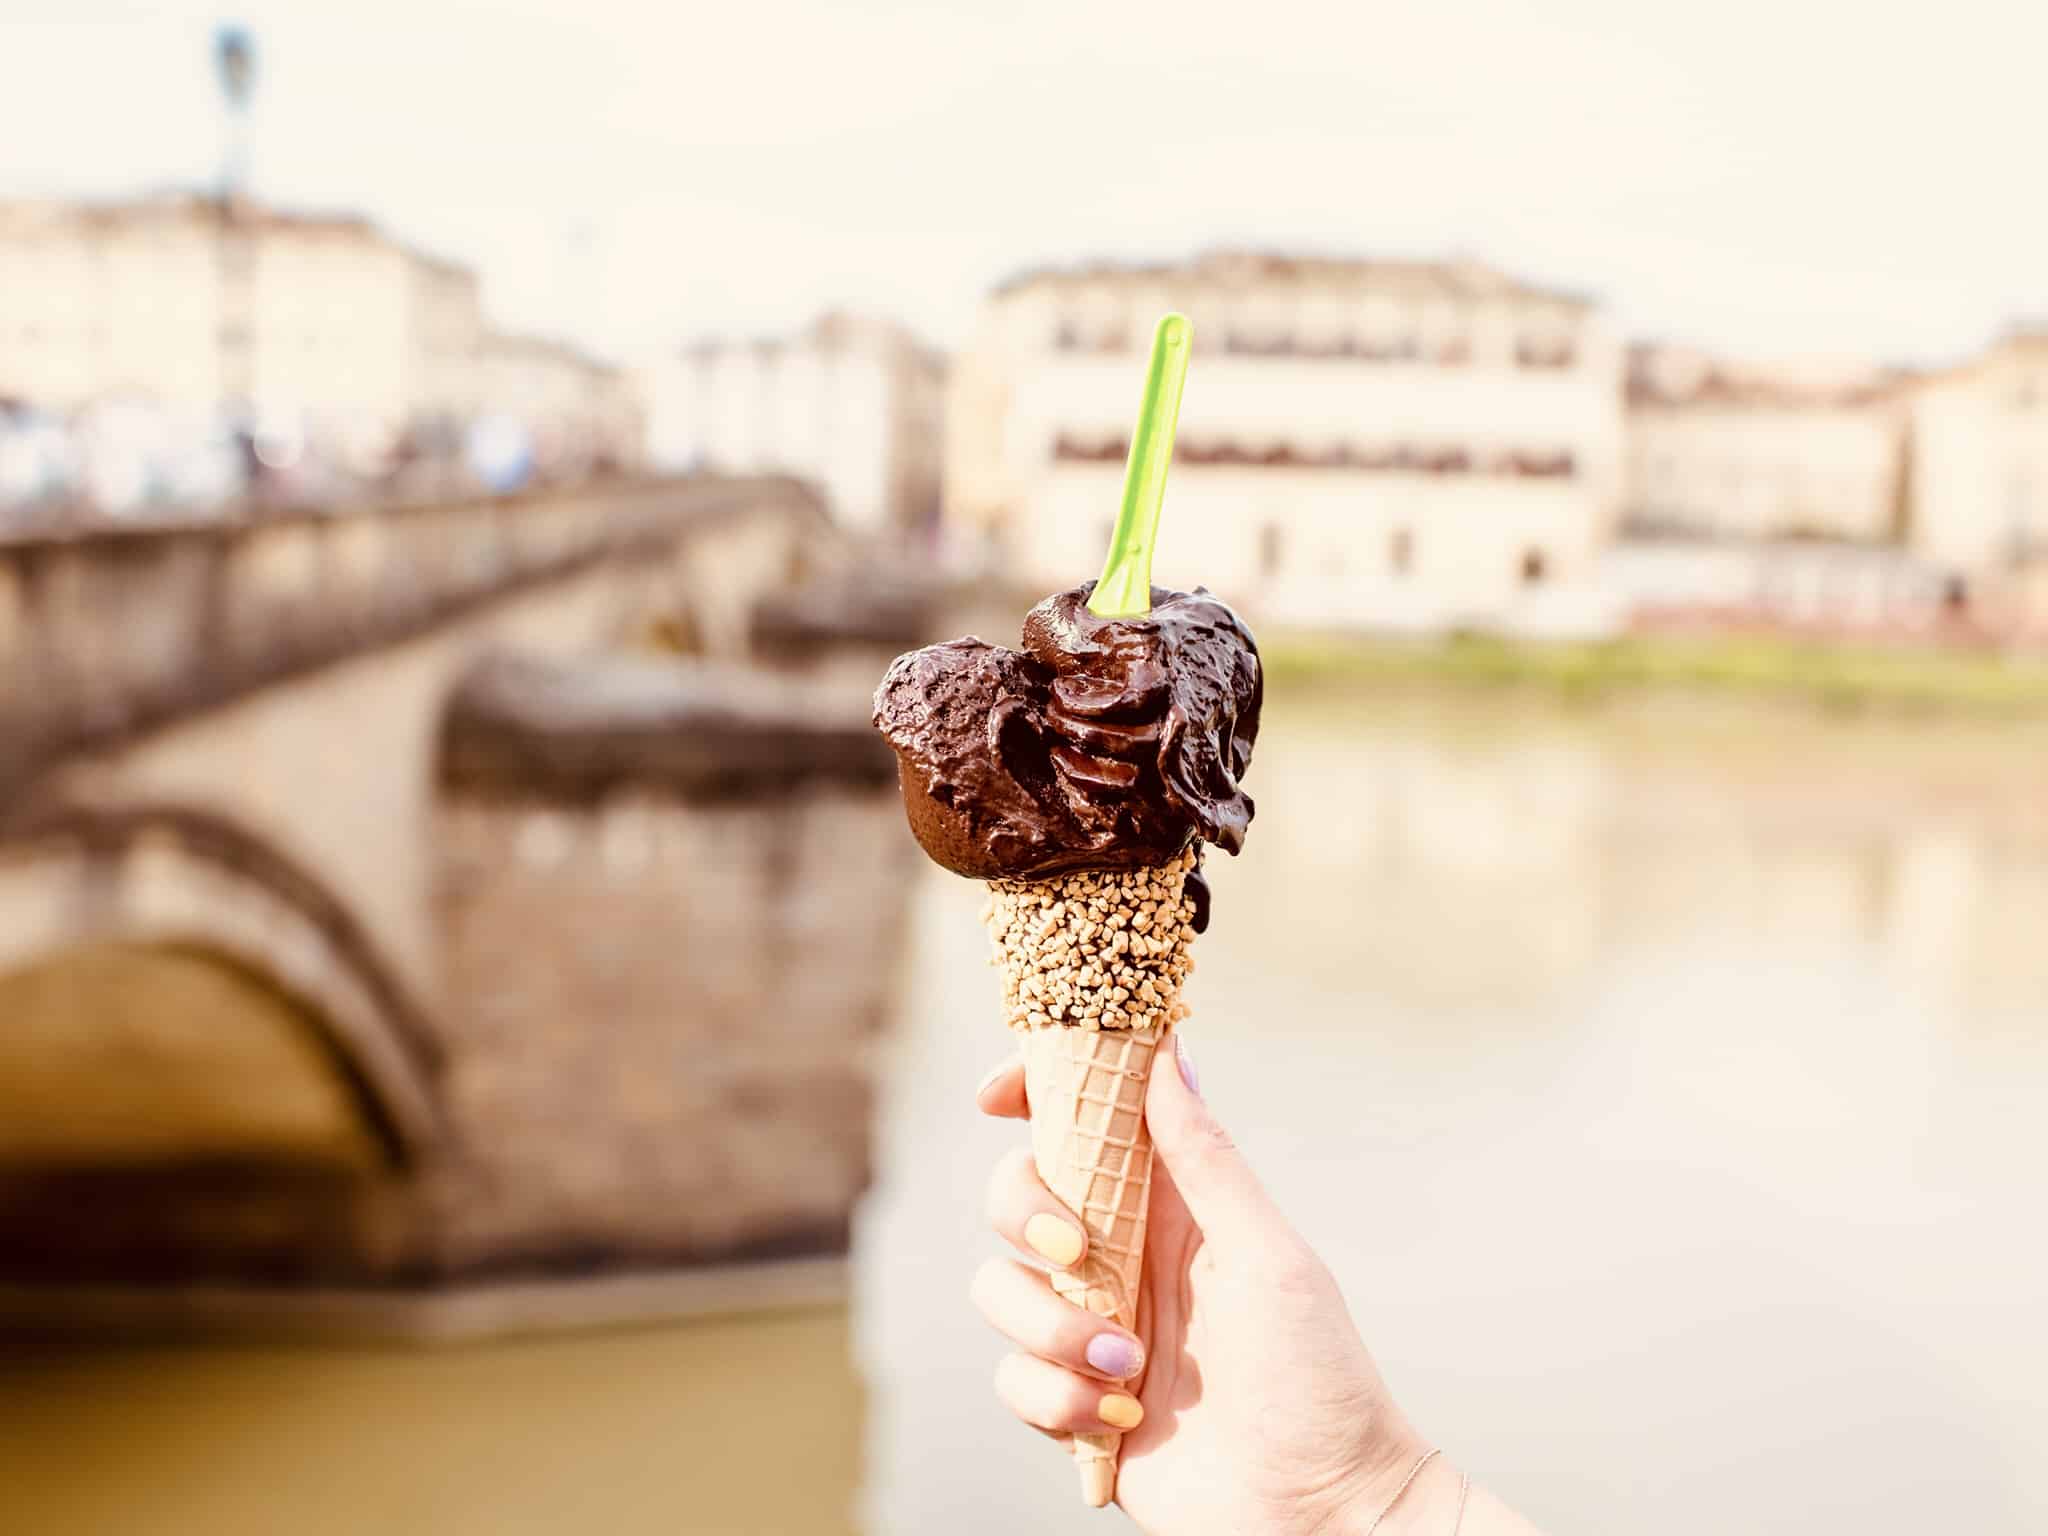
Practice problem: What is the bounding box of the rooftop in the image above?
[991,248,1595,309]
[1999,320,2048,352]
[0,191,472,285]
[486,329,623,380]
[677,310,946,370]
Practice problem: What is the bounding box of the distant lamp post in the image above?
[213,24,258,494]
[216,28,255,118]
[213,24,256,205]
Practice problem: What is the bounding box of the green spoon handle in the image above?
[1088,312,1192,618]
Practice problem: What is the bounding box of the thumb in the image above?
[1145,1031,1278,1247]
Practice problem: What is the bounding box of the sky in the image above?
[2,0,2042,370]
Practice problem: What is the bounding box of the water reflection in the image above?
[0,1310,863,1536]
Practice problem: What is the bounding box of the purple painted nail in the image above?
[1086,1333,1143,1378]
[1175,1035,1200,1096]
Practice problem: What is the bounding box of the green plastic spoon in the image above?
[1088,312,1192,618]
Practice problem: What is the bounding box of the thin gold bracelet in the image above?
[1363,1448,1440,1535]
[1451,1471,1472,1534]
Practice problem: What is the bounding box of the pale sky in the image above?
[3,0,2042,370]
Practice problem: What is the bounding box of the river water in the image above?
[4,691,2045,1533]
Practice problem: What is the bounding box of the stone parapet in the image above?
[748,573,939,699]
[0,475,827,799]
[439,652,892,804]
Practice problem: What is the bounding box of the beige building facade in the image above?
[643,312,945,537]
[1622,345,1908,545]
[0,200,222,412]
[1908,326,2048,572]
[947,250,1624,631]
[0,196,481,429]
[479,332,642,474]
[0,194,635,464]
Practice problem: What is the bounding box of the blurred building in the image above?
[946,250,1625,630]
[1908,325,2048,572]
[0,193,641,516]
[0,194,480,430]
[643,312,945,537]
[478,331,643,479]
[1622,344,1909,544]
[1602,539,1951,636]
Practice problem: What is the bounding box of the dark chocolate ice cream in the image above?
[872,581,1261,884]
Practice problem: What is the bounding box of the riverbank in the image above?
[1263,630,2048,716]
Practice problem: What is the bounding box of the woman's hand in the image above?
[974,1032,1542,1534]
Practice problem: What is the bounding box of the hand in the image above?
[973,1030,1480,1533]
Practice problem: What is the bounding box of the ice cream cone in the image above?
[984,848,1198,1507]
[1024,1020,1161,1506]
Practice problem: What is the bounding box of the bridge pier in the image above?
[421,652,911,1275]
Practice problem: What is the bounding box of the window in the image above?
[1520,547,1548,586]
[1259,522,1284,579]
[1389,528,1413,576]
[1516,336,1577,370]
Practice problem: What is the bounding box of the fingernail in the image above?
[1175,1035,1200,1096]
[1097,1393,1144,1430]
[1085,1333,1143,1379]
[975,1058,1014,1098]
[1024,1213,1085,1268]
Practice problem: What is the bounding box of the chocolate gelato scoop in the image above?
[872,581,1261,884]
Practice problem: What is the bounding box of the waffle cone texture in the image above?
[984,849,1198,1507]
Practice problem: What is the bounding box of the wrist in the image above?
[1337,1444,1464,1535]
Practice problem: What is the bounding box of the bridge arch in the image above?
[0,803,440,1169]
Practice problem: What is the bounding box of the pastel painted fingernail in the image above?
[1024,1212,1085,1268]
[1175,1035,1200,1095]
[1085,1333,1144,1379]
[1098,1393,1145,1430]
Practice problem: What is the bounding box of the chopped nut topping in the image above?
[984,847,1198,1033]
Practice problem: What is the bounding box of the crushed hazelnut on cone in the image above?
[984,846,1199,1033]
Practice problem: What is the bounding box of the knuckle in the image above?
[968,1256,1010,1314]
[992,1352,1035,1409]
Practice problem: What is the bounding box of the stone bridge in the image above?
[0,478,927,1314]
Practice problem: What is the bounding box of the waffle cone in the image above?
[1023,1021,1161,1507]
[983,851,1199,1508]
